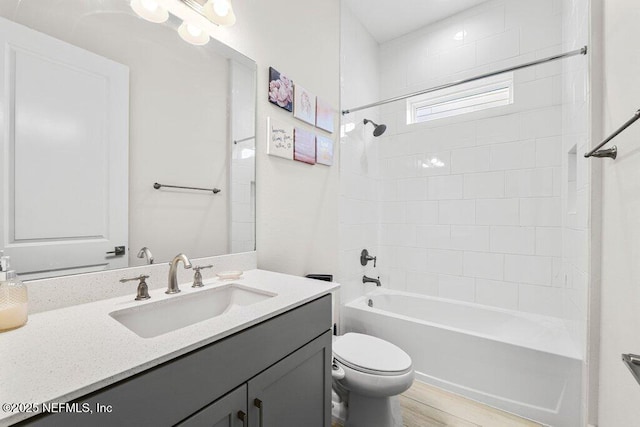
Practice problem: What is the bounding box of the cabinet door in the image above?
[247,331,332,427]
[177,385,247,427]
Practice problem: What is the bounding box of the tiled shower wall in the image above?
[373,0,588,323]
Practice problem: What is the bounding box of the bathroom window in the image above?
[407,72,514,124]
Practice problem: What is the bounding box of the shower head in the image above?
[363,118,387,137]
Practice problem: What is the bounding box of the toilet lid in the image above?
[333,333,412,374]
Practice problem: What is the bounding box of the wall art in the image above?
[267,117,294,159]
[293,84,316,125]
[316,136,334,166]
[294,127,316,165]
[315,97,334,133]
[268,67,293,112]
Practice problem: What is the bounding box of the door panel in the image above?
[0,16,129,277]
[177,385,247,427]
[248,331,332,427]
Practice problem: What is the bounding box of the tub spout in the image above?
[363,275,381,287]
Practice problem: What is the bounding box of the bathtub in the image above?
[341,289,582,427]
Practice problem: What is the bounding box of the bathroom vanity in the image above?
[0,269,337,427]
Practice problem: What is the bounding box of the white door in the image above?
[0,17,129,279]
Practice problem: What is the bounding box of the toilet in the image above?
[331,333,415,427]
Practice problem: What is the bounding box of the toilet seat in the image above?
[333,333,412,376]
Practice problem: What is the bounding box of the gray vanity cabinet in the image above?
[177,385,247,427]
[18,295,332,427]
[248,330,331,427]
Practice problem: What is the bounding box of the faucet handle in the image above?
[192,265,214,288]
[120,275,151,301]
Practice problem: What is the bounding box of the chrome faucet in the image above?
[137,246,154,264]
[362,275,381,287]
[166,253,192,294]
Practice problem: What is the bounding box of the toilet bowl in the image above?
[332,333,414,427]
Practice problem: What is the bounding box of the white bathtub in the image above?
[341,289,582,427]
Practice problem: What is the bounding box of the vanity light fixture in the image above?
[178,21,210,45]
[130,0,169,23]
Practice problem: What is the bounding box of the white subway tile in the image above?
[519,106,562,138]
[397,246,428,272]
[380,224,416,247]
[490,226,535,254]
[406,271,439,296]
[426,249,464,275]
[463,5,505,43]
[451,146,491,173]
[505,168,554,197]
[475,279,519,310]
[463,251,505,280]
[476,198,519,225]
[535,227,562,256]
[406,201,439,224]
[490,140,536,170]
[416,225,451,248]
[505,254,552,285]
[450,225,490,251]
[464,171,505,199]
[438,274,476,302]
[476,113,520,146]
[476,28,520,65]
[439,200,476,224]
[514,77,555,110]
[428,175,464,200]
[379,201,405,224]
[416,152,452,177]
[520,197,561,226]
[397,177,428,201]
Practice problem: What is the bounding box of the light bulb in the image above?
[140,0,158,12]
[178,21,210,45]
[130,0,169,23]
[203,0,236,26]
[213,0,230,17]
[187,24,203,37]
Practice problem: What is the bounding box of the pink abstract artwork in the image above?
[294,128,316,165]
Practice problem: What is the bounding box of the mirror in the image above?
[0,0,256,280]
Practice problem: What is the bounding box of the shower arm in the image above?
[342,46,587,115]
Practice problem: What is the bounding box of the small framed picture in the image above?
[316,136,334,166]
[294,128,316,165]
[293,84,316,125]
[315,97,334,133]
[267,117,294,160]
[268,67,293,112]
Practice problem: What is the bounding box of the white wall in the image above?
[596,0,640,425]
[180,0,341,277]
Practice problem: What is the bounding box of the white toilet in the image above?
[331,333,415,427]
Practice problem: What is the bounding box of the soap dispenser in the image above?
[0,252,28,331]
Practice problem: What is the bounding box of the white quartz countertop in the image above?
[0,269,338,426]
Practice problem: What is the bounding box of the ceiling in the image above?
[344,0,489,43]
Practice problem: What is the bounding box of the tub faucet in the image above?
[363,275,381,287]
[166,253,192,294]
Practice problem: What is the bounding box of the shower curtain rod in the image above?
[341,46,588,115]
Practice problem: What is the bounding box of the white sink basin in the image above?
[110,283,276,338]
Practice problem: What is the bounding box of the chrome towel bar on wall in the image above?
[153,182,221,194]
[584,108,640,160]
